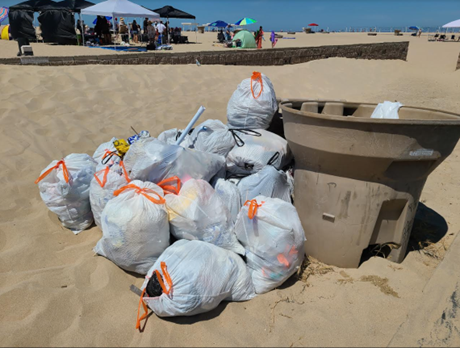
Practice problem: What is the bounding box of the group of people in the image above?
[80,16,172,46]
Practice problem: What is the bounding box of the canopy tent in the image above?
[9,0,56,11]
[232,29,256,48]
[151,5,195,19]
[38,8,76,44]
[8,8,36,40]
[81,0,159,19]
[443,19,460,28]
[54,0,95,13]
[81,0,159,46]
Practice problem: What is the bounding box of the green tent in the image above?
[232,29,256,48]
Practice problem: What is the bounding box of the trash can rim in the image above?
[280,99,460,126]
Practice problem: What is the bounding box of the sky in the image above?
[2,0,460,31]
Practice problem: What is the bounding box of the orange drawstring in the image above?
[35,160,70,184]
[114,184,165,204]
[154,261,173,295]
[135,287,149,330]
[119,161,131,183]
[157,176,181,195]
[135,262,173,330]
[250,71,263,99]
[244,199,264,219]
[94,166,110,188]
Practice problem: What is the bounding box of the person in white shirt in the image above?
[156,20,166,44]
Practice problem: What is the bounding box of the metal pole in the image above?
[112,15,116,48]
[79,13,85,46]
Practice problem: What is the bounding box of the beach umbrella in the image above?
[234,17,256,26]
[442,19,460,28]
[208,20,228,28]
[308,23,319,27]
[408,26,419,30]
[0,7,9,23]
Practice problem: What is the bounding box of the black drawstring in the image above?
[101,151,122,165]
[267,152,280,166]
[229,129,261,147]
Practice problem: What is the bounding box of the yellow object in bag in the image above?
[113,139,130,156]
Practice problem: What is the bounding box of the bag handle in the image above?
[94,166,110,188]
[94,162,130,188]
[244,199,265,219]
[135,287,149,330]
[119,161,131,183]
[157,176,181,195]
[154,261,173,295]
[229,129,262,147]
[251,71,263,99]
[35,160,70,184]
[114,184,165,204]
[135,262,172,330]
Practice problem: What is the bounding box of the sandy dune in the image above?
[0,35,460,347]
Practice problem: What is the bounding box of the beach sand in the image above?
[0,33,460,346]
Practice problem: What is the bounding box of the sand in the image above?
[0,33,460,347]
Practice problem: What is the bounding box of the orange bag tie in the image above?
[135,287,149,330]
[35,160,70,184]
[250,71,263,99]
[94,166,110,188]
[154,261,173,295]
[157,176,181,195]
[244,199,265,219]
[119,161,131,183]
[114,184,165,205]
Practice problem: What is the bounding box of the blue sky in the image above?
[2,0,460,31]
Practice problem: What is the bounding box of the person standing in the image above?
[156,20,166,45]
[417,28,422,37]
[255,26,264,49]
[132,19,139,43]
[270,31,278,48]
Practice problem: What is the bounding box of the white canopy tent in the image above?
[81,0,160,45]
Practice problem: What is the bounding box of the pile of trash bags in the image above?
[35,71,306,325]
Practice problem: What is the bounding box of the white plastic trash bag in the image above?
[35,153,97,234]
[138,240,255,319]
[370,101,403,119]
[157,128,191,147]
[89,162,131,227]
[188,119,236,157]
[227,72,278,130]
[95,180,169,275]
[93,137,120,170]
[214,178,242,224]
[226,129,292,175]
[237,166,292,204]
[124,138,225,184]
[165,179,244,254]
[234,196,306,294]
